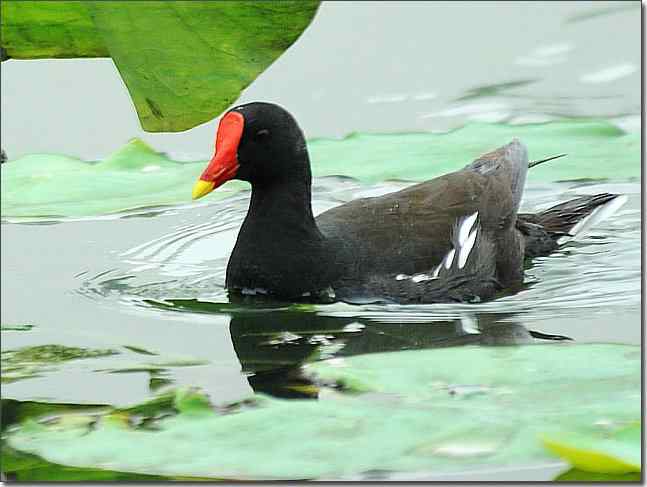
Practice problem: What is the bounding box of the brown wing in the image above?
[316,170,512,279]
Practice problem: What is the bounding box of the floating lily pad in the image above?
[0,139,243,219]
[1,119,639,219]
[309,119,639,184]
[1,1,320,131]
[6,344,640,480]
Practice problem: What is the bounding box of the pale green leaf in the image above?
[1,119,639,220]
[6,344,640,480]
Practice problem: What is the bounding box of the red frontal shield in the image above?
[199,111,245,188]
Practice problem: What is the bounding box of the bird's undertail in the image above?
[518,193,627,259]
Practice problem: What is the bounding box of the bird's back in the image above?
[316,140,529,298]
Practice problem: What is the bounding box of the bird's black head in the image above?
[192,102,309,200]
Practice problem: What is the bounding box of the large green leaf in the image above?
[5,344,640,480]
[0,119,639,220]
[0,1,107,59]
[0,1,320,131]
[84,1,319,131]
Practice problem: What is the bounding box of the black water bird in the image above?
[192,102,624,304]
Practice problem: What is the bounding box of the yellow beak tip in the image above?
[192,180,216,200]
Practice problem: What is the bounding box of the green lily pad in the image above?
[309,119,639,184]
[0,139,242,219]
[542,422,641,473]
[6,344,640,480]
[1,119,640,220]
[1,1,320,132]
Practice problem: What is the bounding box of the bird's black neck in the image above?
[227,156,336,297]
[244,159,321,239]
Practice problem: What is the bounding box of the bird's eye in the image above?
[256,129,270,139]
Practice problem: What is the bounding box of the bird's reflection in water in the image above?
[228,310,571,399]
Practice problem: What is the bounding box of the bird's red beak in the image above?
[192,111,244,200]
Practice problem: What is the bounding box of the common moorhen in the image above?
[192,102,625,304]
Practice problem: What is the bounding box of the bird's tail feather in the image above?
[518,193,627,259]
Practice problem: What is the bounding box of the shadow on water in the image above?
[147,298,571,399]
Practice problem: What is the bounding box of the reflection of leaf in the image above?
[95,357,209,374]
[2,345,118,364]
[1,1,319,132]
[542,422,641,474]
[145,298,293,315]
[7,344,640,480]
[1,119,639,220]
[564,4,637,24]
[456,79,538,101]
[1,324,34,332]
[1,345,118,383]
[122,345,158,356]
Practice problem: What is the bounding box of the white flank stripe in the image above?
[443,248,456,269]
[458,228,478,269]
[411,273,433,283]
[458,212,478,246]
